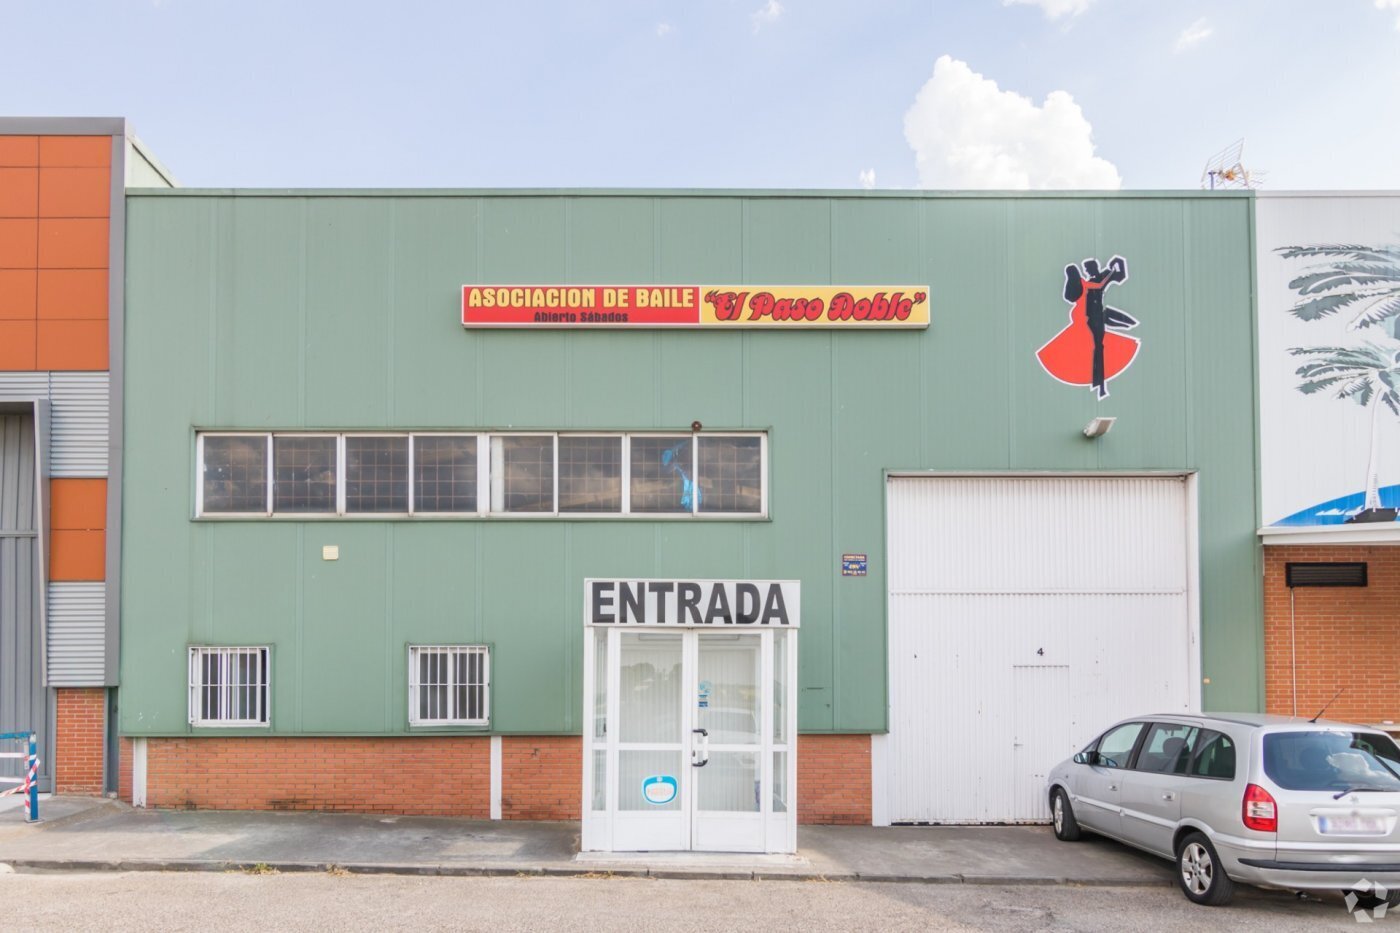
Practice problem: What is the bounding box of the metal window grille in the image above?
[188,647,270,727]
[409,646,489,725]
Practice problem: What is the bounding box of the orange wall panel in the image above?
[38,136,110,168]
[0,137,38,167]
[38,218,108,269]
[0,269,37,319]
[0,167,38,217]
[49,528,105,581]
[38,269,106,320]
[50,479,106,530]
[0,321,36,369]
[0,218,38,267]
[37,319,108,370]
[39,167,110,218]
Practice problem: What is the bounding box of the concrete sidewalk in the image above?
[0,796,1174,886]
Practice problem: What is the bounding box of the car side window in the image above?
[1136,723,1199,774]
[1095,723,1145,769]
[1189,730,1236,780]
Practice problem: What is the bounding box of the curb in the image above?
[0,857,1174,887]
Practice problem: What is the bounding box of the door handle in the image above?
[1109,784,1117,792]
[1162,792,1175,801]
[692,728,709,768]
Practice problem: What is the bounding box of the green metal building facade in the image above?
[118,191,1260,798]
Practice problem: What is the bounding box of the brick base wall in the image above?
[501,736,581,820]
[797,734,872,825]
[127,736,490,816]
[118,733,875,824]
[55,687,105,794]
[1265,545,1400,722]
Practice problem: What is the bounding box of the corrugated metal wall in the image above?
[0,373,109,477]
[885,476,1191,823]
[0,413,51,790]
[0,373,109,695]
[46,583,106,686]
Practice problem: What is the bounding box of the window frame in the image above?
[342,432,412,517]
[409,432,486,517]
[271,432,341,516]
[195,430,768,520]
[194,432,274,517]
[187,645,271,728]
[407,644,491,727]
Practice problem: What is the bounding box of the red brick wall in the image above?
[797,734,871,825]
[55,687,105,794]
[1264,546,1400,723]
[132,736,490,816]
[501,736,581,820]
[118,736,133,803]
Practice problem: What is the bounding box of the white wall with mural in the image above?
[1258,194,1400,531]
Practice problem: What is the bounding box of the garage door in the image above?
[883,475,1195,824]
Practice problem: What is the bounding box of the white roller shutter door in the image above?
[883,475,1195,824]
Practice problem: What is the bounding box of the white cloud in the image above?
[751,0,784,33]
[1174,17,1213,52]
[1002,0,1095,19]
[656,22,673,37]
[859,169,876,190]
[903,56,1122,190]
[1378,0,1400,29]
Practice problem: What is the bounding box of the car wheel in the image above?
[1050,787,1082,841]
[1175,832,1235,906]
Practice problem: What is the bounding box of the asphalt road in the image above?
[0,870,1370,931]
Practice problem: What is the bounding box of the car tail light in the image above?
[1242,783,1277,833]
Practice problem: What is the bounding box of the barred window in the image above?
[188,646,270,727]
[629,436,693,514]
[559,436,622,513]
[200,435,268,513]
[490,435,554,513]
[345,435,409,513]
[409,645,489,725]
[273,436,337,513]
[414,435,477,513]
[697,436,763,514]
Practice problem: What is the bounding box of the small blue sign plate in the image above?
[841,553,868,577]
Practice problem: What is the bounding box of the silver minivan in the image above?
[1046,713,1400,905]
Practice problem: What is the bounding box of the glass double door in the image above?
[583,628,797,853]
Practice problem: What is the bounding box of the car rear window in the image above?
[1263,731,1400,792]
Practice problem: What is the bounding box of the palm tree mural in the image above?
[1280,244,1400,524]
[1277,244,1400,334]
[1288,343,1400,522]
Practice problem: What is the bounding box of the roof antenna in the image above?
[1200,138,1266,190]
[1310,686,1346,723]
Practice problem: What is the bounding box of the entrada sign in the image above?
[585,579,801,627]
[463,286,928,329]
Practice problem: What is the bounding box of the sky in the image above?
[2,0,1398,191]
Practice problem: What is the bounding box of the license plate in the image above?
[1318,816,1387,835]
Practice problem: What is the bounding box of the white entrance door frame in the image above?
[581,579,799,854]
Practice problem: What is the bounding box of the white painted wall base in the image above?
[131,737,146,808]
[489,735,502,821]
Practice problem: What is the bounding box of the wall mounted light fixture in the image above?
[1082,417,1116,439]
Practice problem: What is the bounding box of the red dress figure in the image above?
[1036,256,1139,399]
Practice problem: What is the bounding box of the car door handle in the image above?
[1162,792,1175,801]
[1109,784,1117,792]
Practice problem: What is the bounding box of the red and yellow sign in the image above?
[461,285,929,329]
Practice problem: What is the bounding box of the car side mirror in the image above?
[1073,752,1096,766]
